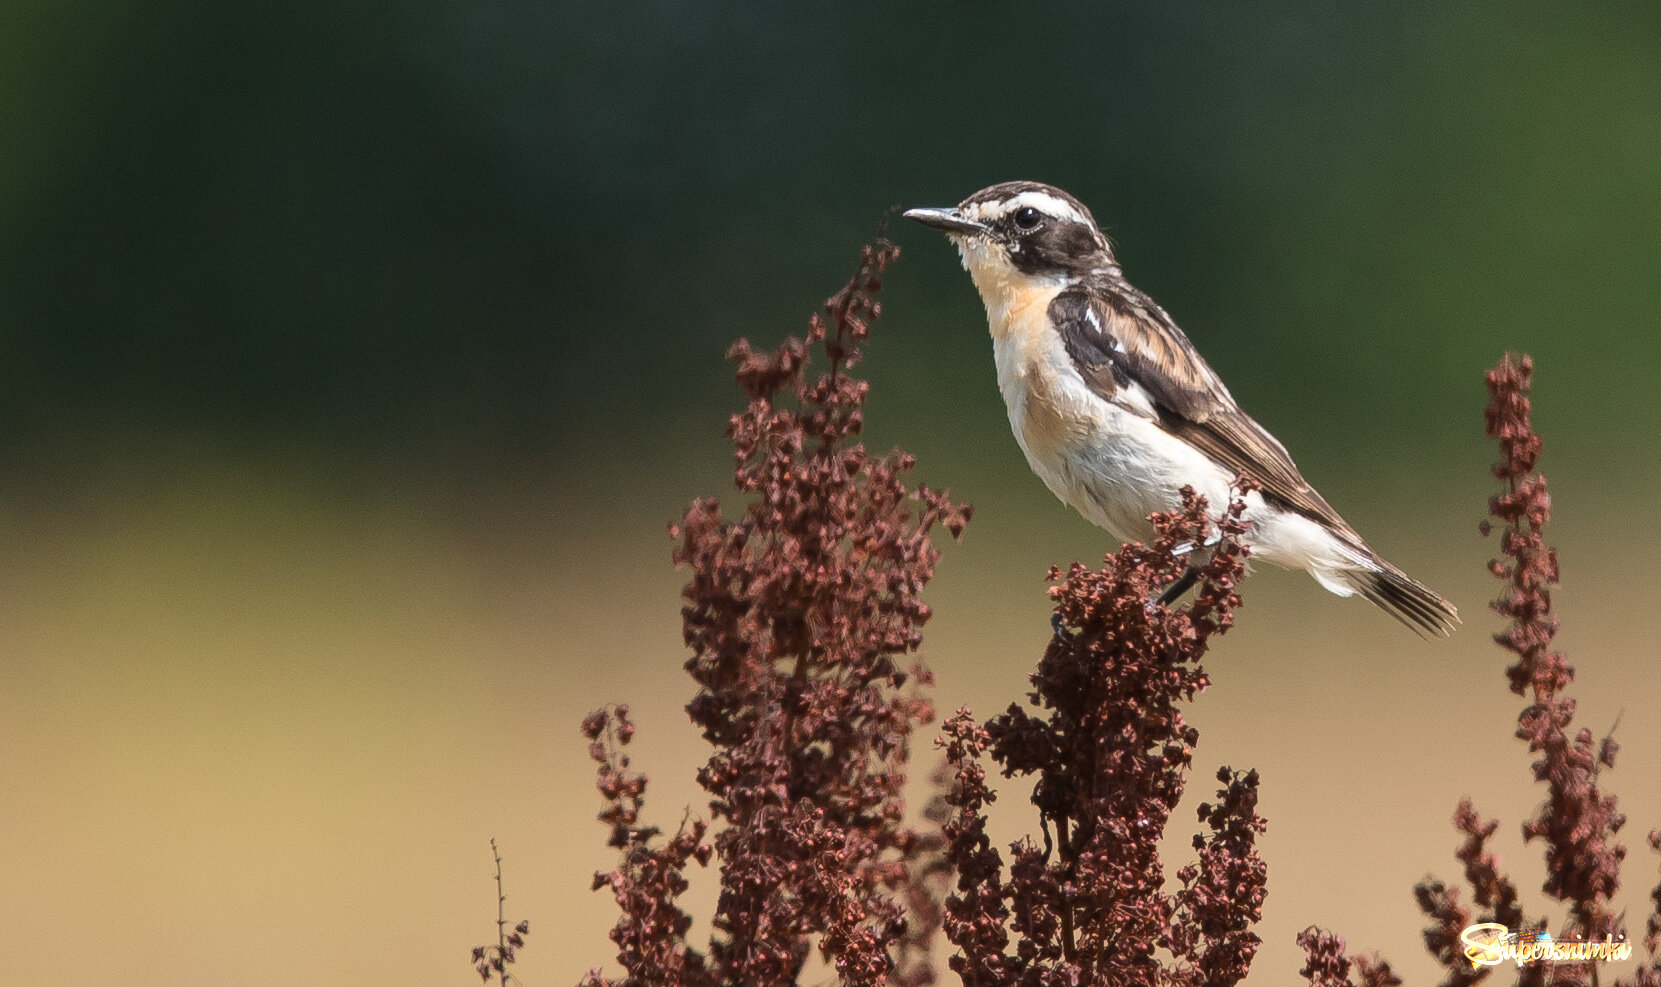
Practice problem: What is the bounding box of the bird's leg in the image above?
[1153,565,1202,607]
[1069,528,1220,628]
[1154,525,1222,607]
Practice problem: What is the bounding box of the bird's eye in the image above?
[1013,206,1042,231]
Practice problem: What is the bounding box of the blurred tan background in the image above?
[2,3,1659,984]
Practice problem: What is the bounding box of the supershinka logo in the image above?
[1461,923,1633,968]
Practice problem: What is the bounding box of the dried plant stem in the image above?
[493,839,508,983]
[470,838,529,983]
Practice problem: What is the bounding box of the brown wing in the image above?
[1049,286,1362,543]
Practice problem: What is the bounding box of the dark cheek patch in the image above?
[1053,225,1103,269]
[1010,224,1104,275]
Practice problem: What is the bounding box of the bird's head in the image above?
[904,182,1117,299]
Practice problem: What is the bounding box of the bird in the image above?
[904,181,1457,635]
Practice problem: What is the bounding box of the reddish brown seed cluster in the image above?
[1482,353,1564,699]
[937,483,1270,986]
[1437,353,1649,983]
[581,704,713,984]
[581,240,968,986]
[1295,927,1400,987]
[1329,354,1661,987]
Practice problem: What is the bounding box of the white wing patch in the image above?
[1113,375,1159,420]
[1081,302,1127,355]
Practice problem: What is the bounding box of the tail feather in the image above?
[1350,562,1459,637]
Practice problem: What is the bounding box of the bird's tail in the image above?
[1346,558,1459,637]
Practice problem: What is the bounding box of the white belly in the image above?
[991,328,1223,538]
[1013,386,1235,544]
[989,329,1362,589]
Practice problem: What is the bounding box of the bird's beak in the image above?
[903,206,988,236]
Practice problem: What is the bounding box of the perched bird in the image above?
[905,181,1457,635]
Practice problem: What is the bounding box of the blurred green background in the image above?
[2,2,1658,984]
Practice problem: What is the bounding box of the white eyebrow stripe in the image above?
[963,190,1091,227]
[1008,191,1088,225]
